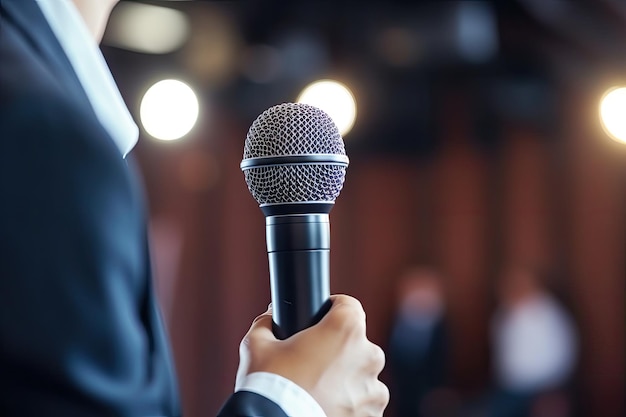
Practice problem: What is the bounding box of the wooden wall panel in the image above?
[346,157,421,346]
[135,91,625,417]
[434,141,491,390]
[564,88,625,417]
[501,128,553,270]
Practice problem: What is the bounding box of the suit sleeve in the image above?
[0,81,291,417]
[0,92,178,416]
[218,391,289,417]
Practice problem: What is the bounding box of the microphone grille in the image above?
[243,103,346,158]
[242,103,348,205]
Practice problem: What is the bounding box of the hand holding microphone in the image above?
[237,295,389,417]
[235,103,389,416]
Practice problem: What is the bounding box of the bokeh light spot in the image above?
[600,86,626,144]
[297,80,357,136]
[140,79,199,141]
[104,2,190,54]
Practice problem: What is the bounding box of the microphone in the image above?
[241,103,349,339]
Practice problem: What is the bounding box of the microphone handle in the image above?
[266,214,331,339]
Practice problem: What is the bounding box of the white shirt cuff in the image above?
[235,372,327,417]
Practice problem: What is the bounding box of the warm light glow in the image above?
[297,80,357,136]
[600,86,626,144]
[104,2,190,54]
[140,80,199,141]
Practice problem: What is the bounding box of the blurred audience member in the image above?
[489,267,578,417]
[388,267,450,417]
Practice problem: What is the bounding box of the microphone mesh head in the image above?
[243,103,347,205]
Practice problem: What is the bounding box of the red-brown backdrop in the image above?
[136,84,625,417]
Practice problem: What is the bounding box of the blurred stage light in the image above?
[456,2,498,63]
[600,87,626,144]
[140,80,199,141]
[297,80,357,136]
[104,2,190,54]
[183,6,241,86]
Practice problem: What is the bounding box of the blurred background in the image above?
[101,1,625,416]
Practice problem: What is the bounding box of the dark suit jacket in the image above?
[0,1,287,416]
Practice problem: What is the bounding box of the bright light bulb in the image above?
[600,86,626,144]
[140,79,199,141]
[297,80,357,136]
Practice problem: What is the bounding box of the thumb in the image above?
[235,304,274,391]
[245,303,275,343]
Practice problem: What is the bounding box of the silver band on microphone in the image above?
[240,154,349,171]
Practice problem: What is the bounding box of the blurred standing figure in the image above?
[489,267,578,417]
[388,267,449,417]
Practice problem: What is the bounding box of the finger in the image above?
[367,380,390,415]
[367,343,386,376]
[321,295,367,333]
[327,294,366,322]
[328,294,366,318]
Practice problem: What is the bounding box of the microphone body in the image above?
[266,213,331,339]
[241,103,349,339]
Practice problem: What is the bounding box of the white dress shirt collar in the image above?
[35,0,138,157]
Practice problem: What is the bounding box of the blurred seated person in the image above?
[489,266,578,417]
[388,267,449,417]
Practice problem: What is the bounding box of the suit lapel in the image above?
[1,0,92,109]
